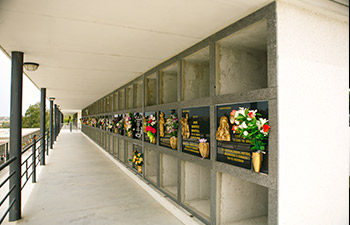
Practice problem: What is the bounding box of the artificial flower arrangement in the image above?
[124,113,134,137]
[129,150,143,173]
[165,113,178,149]
[91,118,97,127]
[230,107,270,152]
[145,114,157,143]
[106,118,113,131]
[165,113,178,137]
[116,118,124,134]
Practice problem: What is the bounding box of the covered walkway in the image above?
[4,130,185,225]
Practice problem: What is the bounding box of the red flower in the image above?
[230,110,236,115]
[146,126,150,132]
[262,124,270,133]
[248,111,255,118]
[151,127,156,134]
[232,125,238,132]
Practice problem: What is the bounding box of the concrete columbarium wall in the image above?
[160,64,178,104]
[182,161,211,218]
[146,73,157,106]
[118,139,124,162]
[218,172,268,225]
[182,48,210,101]
[145,148,158,184]
[276,1,349,224]
[160,153,178,197]
[134,80,143,108]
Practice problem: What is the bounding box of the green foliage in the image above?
[22,102,49,128]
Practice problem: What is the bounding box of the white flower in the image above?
[243,131,249,136]
[235,120,240,125]
[241,121,248,129]
[238,107,246,116]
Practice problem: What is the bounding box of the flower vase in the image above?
[170,136,177,149]
[127,131,132,138]
[137,165,142,173]
[150,136,156,144]
[199,142,209,159]
[252,151,262,173]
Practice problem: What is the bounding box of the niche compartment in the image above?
[216,20,267,96]
[218,172,268,225]
[160,153,178,197]
[182,160,210,219]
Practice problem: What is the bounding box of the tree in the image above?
[22,102,49,128]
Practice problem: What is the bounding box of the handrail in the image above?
[0,129,53,224]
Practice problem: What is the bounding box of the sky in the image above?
[0,50,41,117]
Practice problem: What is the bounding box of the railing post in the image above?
[46,131,49,156]
[40,88,46,165]
[9,51,23,221]
[32,135,36,183]
[49,98,54,149]
[5,142,9,161]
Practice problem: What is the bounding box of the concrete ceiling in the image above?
[0,0,275,112]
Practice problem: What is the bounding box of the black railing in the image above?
[0,130,53,224]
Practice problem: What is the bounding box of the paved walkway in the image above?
[5,130,184,225]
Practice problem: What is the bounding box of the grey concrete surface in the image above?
[4,130,184,225]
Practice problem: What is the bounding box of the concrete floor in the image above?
[4,130,184,225]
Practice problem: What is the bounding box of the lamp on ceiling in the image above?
[23,62,39,71]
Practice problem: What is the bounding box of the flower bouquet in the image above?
[124,113,134,137]
[165,113,178,149]
[230,107,270,172]
[145,114,157,143]
[129,150,143,173]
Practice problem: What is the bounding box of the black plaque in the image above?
[216,102,268,172]
[159,109,177,150]
[181,106,210,158]
[133,112,143,140]
[144,112,157,144]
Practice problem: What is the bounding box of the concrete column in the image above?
[40,88,46,165]
[49,99,54,149]
[276,1,349,224]
[9,51,23,221]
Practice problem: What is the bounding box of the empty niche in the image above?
[218,173,268,225]
[216,20,267,96]
[160,63,178,104]
[146,73,157,106]
[118,89,125,110]
[118,139,125,162]
[160,153,178,197]
[113,92,118,111]
[182,48,210,101]
[126,142,133,167]
[113,137,118,157]
[134,79,143,108]
[182,161,210,218]
[126,85,133,109]
[145,148,158,184]
[106,96,111,112]
[109,134,113,154]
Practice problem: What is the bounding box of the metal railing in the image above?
[0,130,52,224]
